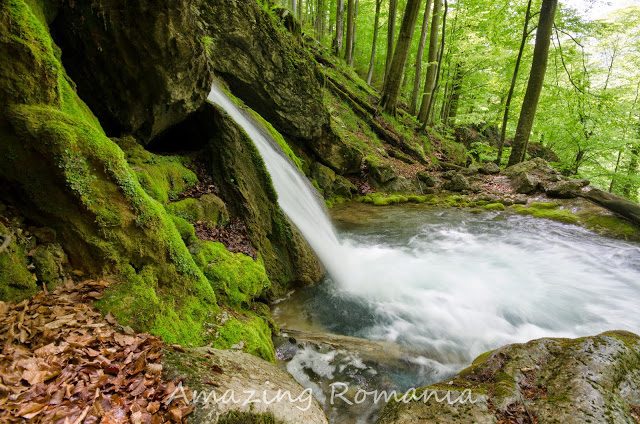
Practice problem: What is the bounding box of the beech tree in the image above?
[417,0,442,124]
[508,0,558,166]
[384,0,398,84]
[380,0,424,114]
[366,0,383,84]
[344,0,356,64]
[409,0,433,114]
[332,0,344,55]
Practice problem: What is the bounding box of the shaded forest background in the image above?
[269,0,640,200]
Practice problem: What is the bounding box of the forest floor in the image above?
[0,280,193,423]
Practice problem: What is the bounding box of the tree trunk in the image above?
[344,0,355,64]
[298,0,303,23]
[384,0,398,84]
[496,0,533,166]
[409,0,433,114]
[290,0,297,15]
[444,62,462,126]
[507,0,558,167]
[417,0,442,124]
[366,0,383,85]
[380,0,423,114]
[332,0,344,55]
[315,0,325,40]
[424,0,448,127]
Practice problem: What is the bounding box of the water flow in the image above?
[207,85,346,279]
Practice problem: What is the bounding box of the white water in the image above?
[208,85,640,372]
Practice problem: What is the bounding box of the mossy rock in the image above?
[167,194,228,227]
[31,243,67,290]
[213,312,275,362]
[0,0,217,346]
[511,203,579,224]
[0,226,37,302]
[483,202,506,211]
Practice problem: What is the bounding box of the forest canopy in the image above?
[273,0,640,200]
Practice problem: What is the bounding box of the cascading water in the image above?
[207,85,346,281]
[208,83,640,374]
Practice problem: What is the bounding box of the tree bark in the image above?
[424,0,447,127]
[315,0,325,40]
[384,0,398,84]
[444,62,462,126]
[496,0,533,166]
[409,0,433,114]
[417,0,442,124]
[332,0,344,55]
[366,0,383,85]
[344,0,355,64]
[380,0,423,114]
[507,0,558,167]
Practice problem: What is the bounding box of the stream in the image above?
[208,85,640,423]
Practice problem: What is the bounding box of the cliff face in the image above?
[0,0,324,357]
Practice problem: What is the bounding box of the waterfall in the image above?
[207,84,346,281]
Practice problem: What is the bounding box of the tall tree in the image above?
[496,0,534,166]
[315,0,326,40]
[417,0,442,124]
[409,0,433,114]
[344,0,355,64]
[380,0,424,114]
[443,62,463,126]
[384,0,398,84]
[332,0,345,55]
[424,0,448,126]
[508,0,558,166]
[366,0,384,84]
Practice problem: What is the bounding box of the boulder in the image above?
[444,173,471,192]
[50,0,213,142]
[378,331,640,424]
[201,0,328,142]
[503,158,558,178]
[163,347,328,424]
[510,172,541,194]
[367,159,397,185]
[332,175,357,197]
[417,171,437,187]
[544,179,589,199]
[479,162,500,175]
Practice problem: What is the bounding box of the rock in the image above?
[31,227,57,244]
[417,171,437,187]
[527,141,560,162]
[51,0,212,142]
[581,187,640,227]
[208,104,322,291]
[378,331,640,424]
[163,347,328,424]
[31,244,67,290]
[201,0,328,142]
[332,175,357,198]
[382,176,417,193]
[366,159,397,185]
[311,163,337,194]
[510,172,541,194]
[545,179,589,199]
[167,194,229,227]
[443,173,470,192]
[503,158,558,178]
[479,162,500,175]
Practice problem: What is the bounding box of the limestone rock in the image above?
[51,0,213,142]
[444,173,471,192]
[378,331,640,424]
[545,179,589,199]
[480,162,500,175]
[510,172,541,194]
[201,0,328,142]
[163,347,328,424]
[417,171,437,187]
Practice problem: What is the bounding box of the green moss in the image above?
[31,244,65,289]
[529,201,561,210]
[166,194,228,227]
[191,240,269,306]
[214,312,276,362]
[511,204,579,225]
[483,202,506,211]
[218,411,284,424]
[170,214,196,245]
[1,0,218,346]
[357,193,429,206]
[582,215,639,240]
[0,227,37,302]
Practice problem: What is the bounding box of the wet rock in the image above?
[201,0,328,142]
[311,162,337,194]
[544,179,589,199]
[31,244,67,290]
[510,172,540,194]
[367,159,397,185]
[479,162,500,175]
[51,0,212,142]
[443,173,470,192]
[378,331,640,424]
[163,347,328,424]
[332,175,357,197]
[417,171,437,187]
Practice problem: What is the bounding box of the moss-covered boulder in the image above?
[201,0,328,143]
[206,104,322,293]
[49,0,213,142]
[378,331,640,424]
[0,0,217,345]
[0,224,37,302]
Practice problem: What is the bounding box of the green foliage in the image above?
[213,312,276,362]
